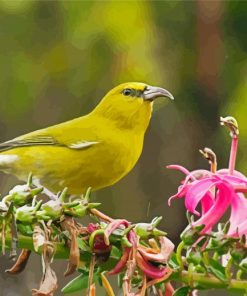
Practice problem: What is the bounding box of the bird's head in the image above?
[93,82,174,131]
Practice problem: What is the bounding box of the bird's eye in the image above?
[122,88,133,96]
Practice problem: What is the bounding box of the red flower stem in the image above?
[229,135,238,175]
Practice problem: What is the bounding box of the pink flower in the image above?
[108,229,174,279]
[168,117,247,238]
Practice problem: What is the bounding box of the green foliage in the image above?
[173,286,190,296]
[61,270,99,294]
[0,176,174,295]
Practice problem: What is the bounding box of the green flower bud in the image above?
[16,201,42,223]
[4,184,43,206]
[186,249,202,265]
[231,247,247,262]
[180,225,205,246]
[63,200,100,218]
[134,217,166,239]
[36,200,63,220]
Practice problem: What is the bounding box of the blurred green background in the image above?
[0,0,246,295]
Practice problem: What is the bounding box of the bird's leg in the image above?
[32,179,57,201]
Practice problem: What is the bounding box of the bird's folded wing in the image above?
[0,136,99,152]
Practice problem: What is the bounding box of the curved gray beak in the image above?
[143,85,174,101]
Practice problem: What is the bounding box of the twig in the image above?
[90,208,113,222]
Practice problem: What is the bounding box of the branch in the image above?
[2,234,247,293]
[2,234,69,259]
[178,271,247,292]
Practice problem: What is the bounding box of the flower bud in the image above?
[63,200,100,218]
[16,201,42,223]
[36,200,63,221]
[180,225,205,245]
[5,184,43,206]
[134,217,166,239]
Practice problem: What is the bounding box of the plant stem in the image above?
[1,234,247,293]
[89,208,113,222]
[229,136,238,175]
[2,234,69,259]
[176,241,185,271]
[225,256,233,280]
[179,271,247,292]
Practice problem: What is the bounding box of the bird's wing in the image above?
[0,135,99,152]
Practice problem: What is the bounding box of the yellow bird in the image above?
[0,82,173,196]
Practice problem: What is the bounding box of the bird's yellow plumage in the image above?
[0,82,173,195]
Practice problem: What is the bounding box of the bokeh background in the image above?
[0,0,246,295]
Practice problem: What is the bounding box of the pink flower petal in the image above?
[138,237,174,264]
[168,168,213,207]
[237,220,247,237]
[190,169,213,180]
[107,231,138,276]
[217,169,247,179]
[201,192,214,215]
[222,175,247,185]
[168,184,191,206]
[136,252,168,279]
[108,247,131,275]
[104,219,130,245]
[166,165,191,176]
[228,193,247,236]
[185,177,219,216]
[193,181,234,233]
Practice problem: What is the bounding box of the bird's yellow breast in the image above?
[1,110,150,194]
[0,83,156,195]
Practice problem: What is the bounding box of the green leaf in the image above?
[231,247,247,262]
[168,253,180,270]
[173,286,190,296]
[77,237,90,252]
[110,245,122,260]
[186,249,202,265]
[207,258,227,282]
[17,223,33,236]
[239,258,247,272]
[61,273,87,294]
[180,225,204,246]
[118,273,124,287]
[61,272,98,294]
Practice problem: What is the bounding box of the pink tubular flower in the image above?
[108,229,174,279]
[136,236,174,279]
[168,116,247,239]
[104,219,130,245]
